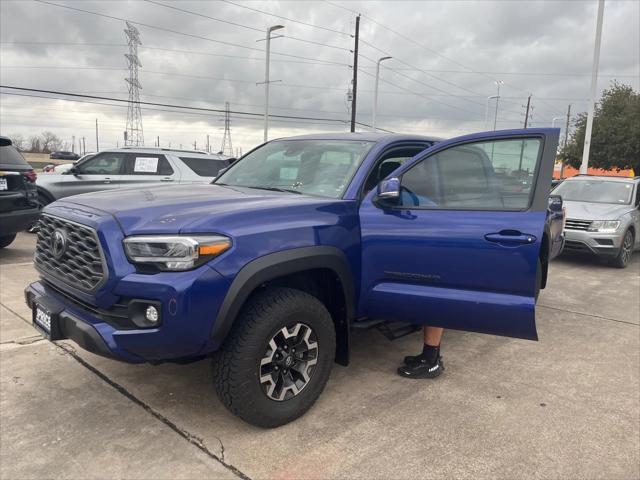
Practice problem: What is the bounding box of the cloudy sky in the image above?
[1,0,638,154]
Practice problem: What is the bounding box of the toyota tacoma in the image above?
[25,129,564,427]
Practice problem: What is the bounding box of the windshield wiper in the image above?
[244,185,303,194]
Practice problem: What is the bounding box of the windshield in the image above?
[215,140,374,198]
[554,179,634,204]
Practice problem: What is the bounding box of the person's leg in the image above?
[424,326,444,348]
[397,326,445,379]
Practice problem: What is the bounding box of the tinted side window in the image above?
[180,157,229,177]
[77,152,125,174]
[0,144,30,166]
[400,138,542,210]
[124,154,174,175]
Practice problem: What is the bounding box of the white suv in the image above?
[36,147,234,208]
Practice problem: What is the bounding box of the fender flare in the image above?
[210,246,355,346]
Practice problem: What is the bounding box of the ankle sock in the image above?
[422,344,440,364]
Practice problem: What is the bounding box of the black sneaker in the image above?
[397,356,444,379]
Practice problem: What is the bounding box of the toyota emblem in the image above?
[51,229,68,260]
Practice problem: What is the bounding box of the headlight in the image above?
[123,235,231,271]
[588,220,620,233]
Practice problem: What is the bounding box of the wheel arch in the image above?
[211,246,355,366]
[36,186,55,205]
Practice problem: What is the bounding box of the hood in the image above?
[563,200,633,221]
[56,183,347,235]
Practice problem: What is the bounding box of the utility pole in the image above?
[350,15,361,133]
[492,80,504,130]
[221,102,233,156]
[95,118,99,151]
[157,135,160,148]
[206,134,210,153]
[262,25,284,143]
[82,137,86,155]
[560,104,572,178]
[124,21,144,146]
[580,0,605,175]
[372,56,392,132]
[523,94,532,128]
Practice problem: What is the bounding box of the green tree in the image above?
[560,82,640,174]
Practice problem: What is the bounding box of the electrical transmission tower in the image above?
[124,21,144,146]
[220,102,233,156]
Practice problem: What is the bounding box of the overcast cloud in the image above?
[1,0,638,153]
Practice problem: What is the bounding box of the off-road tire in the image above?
[212,287,336,428]
[0,234,17,249]
[610,229,634,268]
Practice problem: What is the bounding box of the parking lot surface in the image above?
[1,232,638,479]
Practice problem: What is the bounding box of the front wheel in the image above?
[212,287,336,428]
[610,229,634,268]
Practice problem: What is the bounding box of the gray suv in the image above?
[554,175,640,267]
[36,147,233,208]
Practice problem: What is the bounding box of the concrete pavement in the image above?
[1,232,638,479]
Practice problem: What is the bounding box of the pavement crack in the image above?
[54,342,250,480]
[0,335,45,346]
[537,303,639,326]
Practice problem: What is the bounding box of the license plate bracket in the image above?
[32,297,64,340]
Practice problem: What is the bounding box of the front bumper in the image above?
[25,263,231,363]
[563,228,623,256]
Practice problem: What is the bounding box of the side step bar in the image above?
[352,318,421,341]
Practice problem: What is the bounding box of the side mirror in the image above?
[548,194,563,212]
[375,177,400,205]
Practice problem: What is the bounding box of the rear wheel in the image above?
[212,287,336,428]
[0,234,17,249]
[610,229,634,268]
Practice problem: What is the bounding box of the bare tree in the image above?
[7,133,25,150]
[28,135,42,153]
[40,131,62,153]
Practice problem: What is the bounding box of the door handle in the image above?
[160,177,174,182]
[103,178,111,184]
[484,230,536,245]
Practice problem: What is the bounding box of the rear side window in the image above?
[180,157,229,177]
[77,152,126,175]
[0,144,30,166]
[123,154,174,175]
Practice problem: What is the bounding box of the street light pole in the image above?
[580,0,605,175]
[551,117,564,128]
[372,56,392,132]
[485,95,498,130]
[263,25,284,143]
[492,80,504,131]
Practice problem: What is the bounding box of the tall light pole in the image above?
[262,24,284,143]
[372,56,392,131]
[580,0,605,175]
[485,95,498,130]
[551,116,564,128]
[492,80,504,131]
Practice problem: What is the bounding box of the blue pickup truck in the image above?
[25,129,565,427]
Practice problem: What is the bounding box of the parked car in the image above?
[49,151,80,160]
[554,175,640,267]
[36,147,233,208]
[0,136,39,248]
[25,129,563,427]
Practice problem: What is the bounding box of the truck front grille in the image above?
[565,219,593,231]
[35,214,106,292]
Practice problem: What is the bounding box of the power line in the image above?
[0,41,351,67]
[144,0,351,52]
[221,0,352,37]
[33,0,348,65]
[0,85,391,130]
